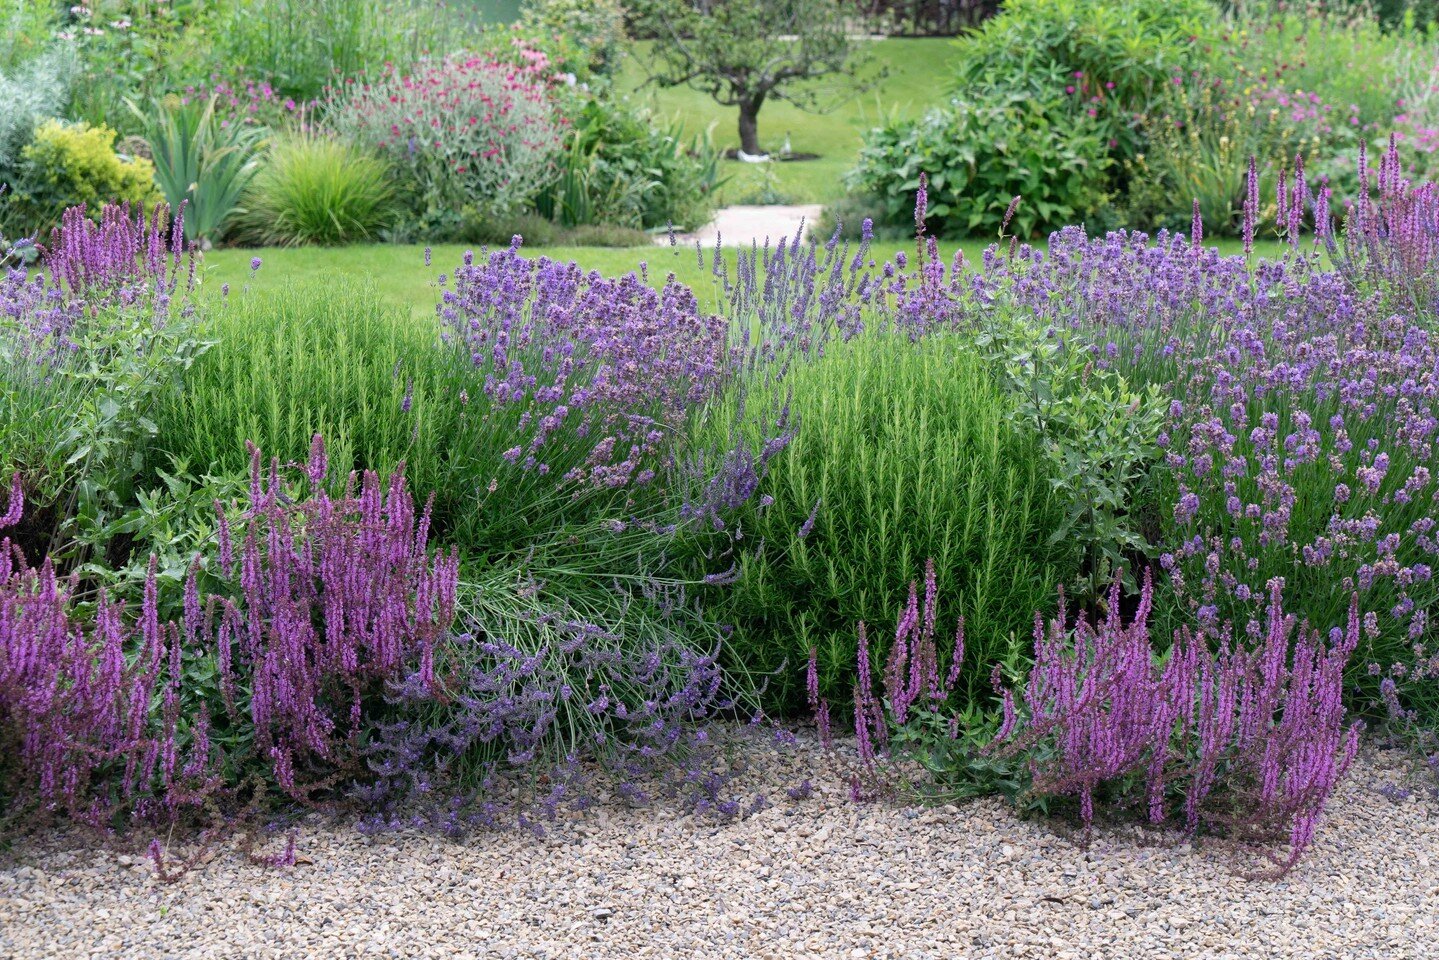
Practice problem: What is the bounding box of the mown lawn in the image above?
[616,38,962,206]
[205,236,1273,317]
[204,239,973,315]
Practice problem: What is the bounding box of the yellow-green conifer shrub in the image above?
[10,120,158,233]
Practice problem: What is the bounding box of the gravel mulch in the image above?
[3,734,1437,960]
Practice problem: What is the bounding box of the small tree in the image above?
[631,0,871,157]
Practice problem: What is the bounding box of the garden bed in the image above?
[2,732,1435,960]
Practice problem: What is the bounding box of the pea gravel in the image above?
[3,734,1436,960]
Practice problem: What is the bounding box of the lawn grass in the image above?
[616,38,961,206]
[203,239,974,316]
[205,236,1278,318]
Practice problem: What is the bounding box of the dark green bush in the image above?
[814,192,911,242]
[851,80,1112,238]
[533,97,721,231]
[557,223,655,247]
[850,0,1220,237]
[702,331,1079,713]
[951,0,1218,135]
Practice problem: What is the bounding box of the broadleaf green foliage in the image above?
[533,97,723,231]
[1,283,207,582]
[975,313,1167,596]
[703,331,1078,713]
[851,0,1219,237]
[850,78,1112,239]
[950,0,1218,134]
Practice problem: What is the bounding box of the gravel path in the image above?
[662,204,826,248]
[3,735,1436,960]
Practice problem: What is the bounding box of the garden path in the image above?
[663,203,826,248]
[3,733,1436,959]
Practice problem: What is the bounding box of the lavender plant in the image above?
[918,167,1439,720]
[435,238,731,548]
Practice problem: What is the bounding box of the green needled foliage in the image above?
[703,330,1078,713]
[154,279,451,501]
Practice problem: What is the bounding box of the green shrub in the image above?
[327,55,562,239]
[702,331,1079,713]
[458,211,563,247]
[7,120,158,235]
[849,0,1219,237]
[519,0,628,79]
[155,280,452,502]
[238,134,395,246]
[132,94,265,246]
[850,82,1112,238]
[533,97,722,231]
[58,0,222,137]
[953,0,1218,159]
[1221,2,1415,135]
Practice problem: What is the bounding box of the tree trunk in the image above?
[737,98,763,156]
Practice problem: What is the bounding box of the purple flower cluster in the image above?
[3,201,193,363]
[202,439,460,796]
[0,263,79,363]
[851,559,966,763]
[942,184,1437,706]
[0,437,461,819]
[1324,136,1439,307]
[44,202,195,309]
[855,565,1361,874]
[0,491,217,823]
[357,616,741,835]
[992,574,1360,874]
[438,238,730,489]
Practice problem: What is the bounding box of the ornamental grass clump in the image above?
[238,133,396,247]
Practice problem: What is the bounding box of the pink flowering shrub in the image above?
[328,55,564,234]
